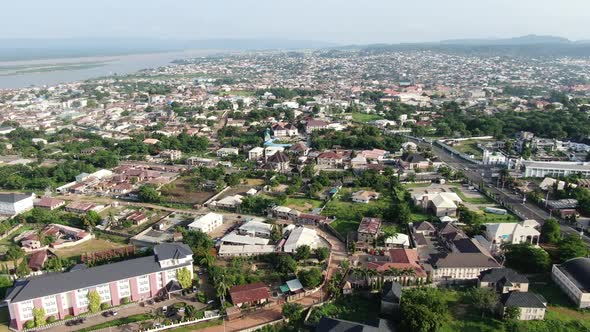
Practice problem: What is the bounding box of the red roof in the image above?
[358,217,382,235]
[229,282,270,305]
[367,249,426,277]
[35,197,65,208]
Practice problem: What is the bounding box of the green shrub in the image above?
[64,314,73,320]
[100,302,111,310]
[46,315,57,324]
[121,297,130,305]
[24,320,34,329]
[172,302,186,309]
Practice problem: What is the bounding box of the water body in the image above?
[0,49,222,89]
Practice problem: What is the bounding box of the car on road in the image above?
[207,300,215,305]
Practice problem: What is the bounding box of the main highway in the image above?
[408,136,590,245]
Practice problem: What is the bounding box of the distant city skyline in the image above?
[2,0,590,44]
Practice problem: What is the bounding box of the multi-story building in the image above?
[499,292,547,321]
[5,243,193,330]
[187,213,223,234]
[357,217,382,244]
[478,268,529,293]
[430,252,501,283]
[522,161,590,178]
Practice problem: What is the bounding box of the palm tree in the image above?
[199,252,215,268]
[365,269,379,288]
[214,273,230,305]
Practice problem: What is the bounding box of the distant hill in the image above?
[440,34,571,45]
[0,38,338,61]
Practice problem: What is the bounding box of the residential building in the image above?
[0,193,34,216]
[248,147,264,161]
[272,123,298,137]
[160,149,182,161]
[357,217,382,243]
[216,147,239,158]
[237,219,273,238]
[365,249,427,283]
[499,292,547,321]
[412,221,436,236]
[413,192,462,217]
[4,243,193,330]
[383,234,410,249]
[265,151,290,173]
[33,197,65,211]
[283,226,324,253]
[187,213,223,234]
[430,253,501,283]
[218,244,276,257]
[484,222,540,252]
[552,257,590,308]
[351,190,380,204]
[316,151,344,169]
[478,268,529,293]
[229,282,270,307]
[306,119,328,133]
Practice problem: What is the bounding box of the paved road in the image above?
[411,138,590,246]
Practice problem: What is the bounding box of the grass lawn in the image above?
[284,197,323,212]
[161,177,217,205]
[411,211,432,222]
[351,112,383,123]
[322,193,388,236]
[329,219,359,237]
[168,319,223,332]
[54,239,127,258]
[403,182,435,188]
[307,295,380,326]
[453,140,484,159]
[451,187,494,205]
[78,313,153,332]
[476,210,519,223]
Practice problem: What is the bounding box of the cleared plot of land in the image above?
[284,197,323,212]
[161,177,216,205]
[322,191,388,237]
[475,208,519,223]
[451,187,494,205]
[53,239,126,258]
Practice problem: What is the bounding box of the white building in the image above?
[0,193,34,216]
[238,219,273,238]
[283,226,325,253]
[216,148,239,158]
[484,221,540,252]
[482,150,508,165]
[187,213,223,234]
[523,161,590,178]
[218,244,276,257]
[552,258,590,308]
[248,147,264,161]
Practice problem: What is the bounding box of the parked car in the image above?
[206,300,215,305]
[162,306,167,312]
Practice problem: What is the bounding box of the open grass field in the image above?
[475,209,519,223]
[161,177,217,205]
[451,187,494,205]
[54,239,127,258]
[452,139,485,159]
[351,112,383,123]
[168,319,223,332]
[322,192,389,236]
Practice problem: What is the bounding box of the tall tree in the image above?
[540,218,561,244]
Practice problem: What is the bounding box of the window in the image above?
[19,300,34,321]
[76,288,89,307]
[96,284,111,302]
[61,293,70,310]
[138,275,150,294]
[166,269,178,282]
[118,280,131,298]
[42,296,58,315]
[157,272,163,289]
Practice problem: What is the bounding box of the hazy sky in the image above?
[2,0,589,44]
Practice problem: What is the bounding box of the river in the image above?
[0,49,223,89]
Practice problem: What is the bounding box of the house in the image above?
[126,211,148,226]
[283,226,325,253]
[4,243,193,331]
[33,197,65,211]
[351,190,380,204]
[221,232,270,246]
[478,268,529,293]
[380,281,402,316]
[0,193,34,216]
[265,151,290,173]
[160,150,182,161]
[357,217,382,243]
[430,253,501,283]
[229,282,271,307]
[143,138,160,145]
[316,151,344,169]
[289,142,310,156]
[484,222,540,252]
[306,119,328,133]
[211,195,243,209]
[401,153,429,169]
[187,213,223,234]
[499,292,547,321]
[27,250,48,272]
[218,244,276,257]
[272,123,298,137]
[237,219,273,238]
[412,221,436,236]
[216,148,239,158]
[65,202,101,214]
[248,147,264,161]
[413,192,462,217]
[383,233,410,249]
[552,257,590,308]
